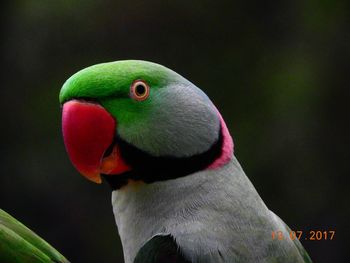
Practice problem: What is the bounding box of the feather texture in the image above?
[112,157,311,263]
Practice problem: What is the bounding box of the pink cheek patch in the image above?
[207,109,234,170]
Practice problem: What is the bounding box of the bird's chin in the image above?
[62,99,131,184]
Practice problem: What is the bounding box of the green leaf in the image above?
[0,209,69,263]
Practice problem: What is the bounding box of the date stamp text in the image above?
[271,230,335,241]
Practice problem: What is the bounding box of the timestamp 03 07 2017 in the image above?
[271,230,336,241]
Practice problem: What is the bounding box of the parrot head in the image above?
[60,60,233,187]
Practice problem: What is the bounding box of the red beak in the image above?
[62,100,131,183]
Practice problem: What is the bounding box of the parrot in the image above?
[59,60,312,263]
[0,209,69,263]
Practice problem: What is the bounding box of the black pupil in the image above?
[135,84,146,96]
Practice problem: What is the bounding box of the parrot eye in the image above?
[130,80,150,101]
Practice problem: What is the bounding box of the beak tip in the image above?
[94,179,103,184]
[80,170,102,184]
[90,176,102,184]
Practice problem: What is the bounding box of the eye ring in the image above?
[130,80,150,101]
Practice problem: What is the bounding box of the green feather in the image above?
[0,209,69,263]
[59,60,186,104]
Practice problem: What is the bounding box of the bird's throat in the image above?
[104,124,226,190]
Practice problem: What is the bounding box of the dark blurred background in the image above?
[1,1,348,262]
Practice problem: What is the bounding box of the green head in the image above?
[60,60,231,186]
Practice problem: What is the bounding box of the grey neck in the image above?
[111,156,304,263]
[112,156,258,262]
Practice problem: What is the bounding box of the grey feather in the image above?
[112,156,311,263]
[118,83,220,158]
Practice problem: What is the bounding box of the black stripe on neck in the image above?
[103,126,223,190]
